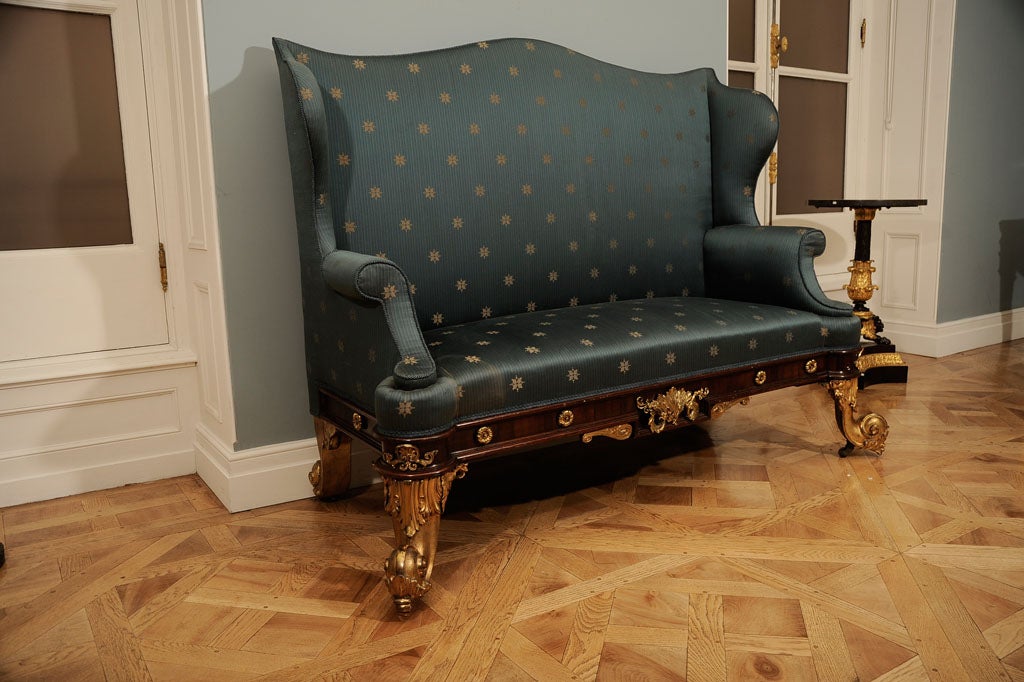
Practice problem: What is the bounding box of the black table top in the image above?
[808,198,927,209]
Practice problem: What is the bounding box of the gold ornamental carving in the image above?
[352,412,363,430]
[475,426,493,444]
[558,410,574,427]
[382,463,467,539]
[754,370,767,385]
[710,397,750,419]
[582,423,633,443]
[825,378,889,456]
[637,386,709,434]
[380,443,438,472]
[856,352,906,372]
[844,260,878,304]
[805,359,818,374]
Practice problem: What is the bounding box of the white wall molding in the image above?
[195,424,378,512]
[163,0,238,449]
[887,306,1024,357]
[0,364,199,506]
[0,447,196,509]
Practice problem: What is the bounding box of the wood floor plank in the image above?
[85,589,153,682]
[444,537,543,681]
[800,602,859,681]
[903,555,1010,680]
[877,556,973,682]
[407,535,519,681]
[687,592,727,682]
[185,587,357,619]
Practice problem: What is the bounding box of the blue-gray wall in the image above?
[938,0,1024,323]
[202,0,727,450]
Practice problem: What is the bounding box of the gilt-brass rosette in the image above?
[636,386,710,434]
[754,370,767,385]
[558,410,574,427]
[476,426,493,444]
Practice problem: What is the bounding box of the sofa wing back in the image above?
[274,37,724,329]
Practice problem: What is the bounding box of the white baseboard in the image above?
[0,447,196,508]
[194,424,378,512]
[885,307,1024,357]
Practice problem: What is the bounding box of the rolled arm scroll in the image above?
[703,225,853,317]
[322,250,436,389]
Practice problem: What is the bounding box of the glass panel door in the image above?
[0,4,133,250]
[774,0,852,217]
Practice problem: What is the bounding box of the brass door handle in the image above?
[770,23,789,69]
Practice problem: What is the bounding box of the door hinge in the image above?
[770,23,788,69]
[768,151,779,185]
[158,242,168,292]
[861,18,867,48]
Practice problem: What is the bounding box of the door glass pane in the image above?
[0,4,132,251]
[728,71,755,90]
[777,76,846,214]
[728,0,756,63]
[779,0,850,73]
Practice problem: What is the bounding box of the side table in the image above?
[808,198,927,388]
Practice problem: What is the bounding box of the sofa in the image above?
[273,37,888,614]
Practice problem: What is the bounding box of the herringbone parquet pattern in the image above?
[2,340,1023,680]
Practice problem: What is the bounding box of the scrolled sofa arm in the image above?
[322,250,436,389]
[703,225,853,317]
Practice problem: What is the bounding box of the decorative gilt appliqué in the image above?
[637,386,710,434]
[381,443,437,472]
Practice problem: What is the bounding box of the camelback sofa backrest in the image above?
[273,37,777,332]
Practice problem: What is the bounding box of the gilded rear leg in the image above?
[309,416,352,498]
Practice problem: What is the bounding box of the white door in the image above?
[0,0,169,363]
[728,0,866,290]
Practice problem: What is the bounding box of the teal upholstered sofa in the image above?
[274,37,887,613]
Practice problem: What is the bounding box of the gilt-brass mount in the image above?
[582,423,633,442]
[380,443,438,472]
[558,410,574,427]
[754,370,767,385]
[476,426,493,444]
[637,386,710,434]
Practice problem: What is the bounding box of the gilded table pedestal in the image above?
[809,198,927,388]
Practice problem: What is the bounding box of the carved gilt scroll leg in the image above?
[381,464,467,614]
[309,416,352,499]
[824,378,889,458]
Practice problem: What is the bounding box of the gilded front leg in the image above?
[381,463,467,613]
[825,378,889,457]
[309,417,352,498]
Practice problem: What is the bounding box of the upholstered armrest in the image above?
[322,250,436,389]
[703,225,853,317]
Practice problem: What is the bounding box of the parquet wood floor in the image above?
[2,340,1023,681]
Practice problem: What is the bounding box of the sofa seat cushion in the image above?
[412,297,860,423]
